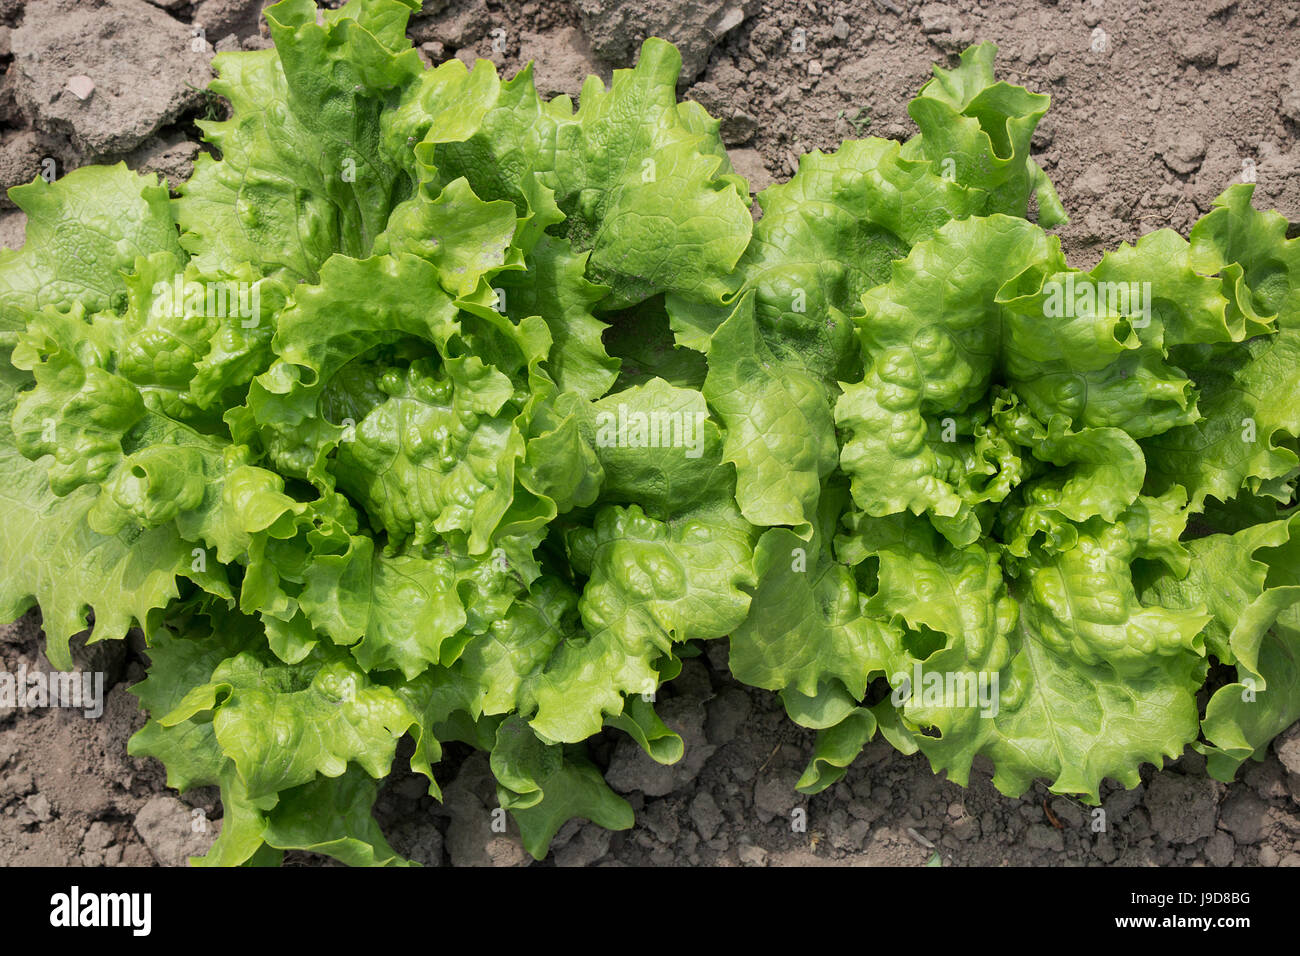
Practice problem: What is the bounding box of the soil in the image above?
[2,0,1300,867]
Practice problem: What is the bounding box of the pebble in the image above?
[1275,725,1300,776]
[1204,832,1235,867]
[25,793,51,823]
[1051,799,1087,829]
[1093,835,1118,862]
[1219,791,1270,844]
[83,821,115,852]
[705,687,751,746]
[553,826,612,868]
[753,770,800,822]
[738,844,768,866]
[1288,773,1300,805]
[64,75,95,101]
[690,791,724,842]
[1025,823,1065,852]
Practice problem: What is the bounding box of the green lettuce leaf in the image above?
[901,42,1066,226]
[1143,185,1300,512]
[0,165,182,345]
[1144,513,1300,780]
[836,215,1057,546]
[703,292,837,535]
[160,642,416,799]
[528,502,755,742]
[177,0,424,280]
[0,369,199,670]
[842,508,1207,802]
[729,483,893,700]
[486,717,634,862]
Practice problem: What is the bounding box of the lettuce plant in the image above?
[2,0,1298,864]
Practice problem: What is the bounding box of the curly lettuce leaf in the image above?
[842,507,1207,803]
[0,165,182,345]
[261,767,413,866]
[703,292,838,535]
[527,502,755,742]
[1144,513,1300,780]
[128,607,260,793]
[491,718,633,859]
[177,0,424,281]
[0,369,200,670]
[1143,186,1300,512]
[545,39,752,308]
[160,643,416,799]
[836,215,1057,546]
[901,42,1066,226]
[729,483,893,700]
[522,504,759,743]
[795,707,879,795]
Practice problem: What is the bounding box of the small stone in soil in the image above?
[65,75,94,101]
[1025,823,1064,852]
[1204,831,1235,867]
[737,844,768,866]
[1219,791,1270,845]
[690,791,723,842]
[24,793,51,823]
[1144,774,1217,844]
[82,820,115,852]
[1275,724,1300,776]
[1093,835,1118,862]
[553,825,612,867]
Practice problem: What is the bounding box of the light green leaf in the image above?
[507,746,634,860]
[162,646,416,799]
[547,38,752,308]
[0,376,197,670]
[730,509,892,700]
[836,215,1056,546]
[262,767,413,866]
[795,708,878,795]
[704,291,837,535]
[901,42,1065,226]
[178,0,424,280]
[606,694,685,765]
[1143,186,1300,511]
[528,502,755,742]
[0,165,182,344]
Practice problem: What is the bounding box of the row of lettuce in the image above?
[1,0,1298,863]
